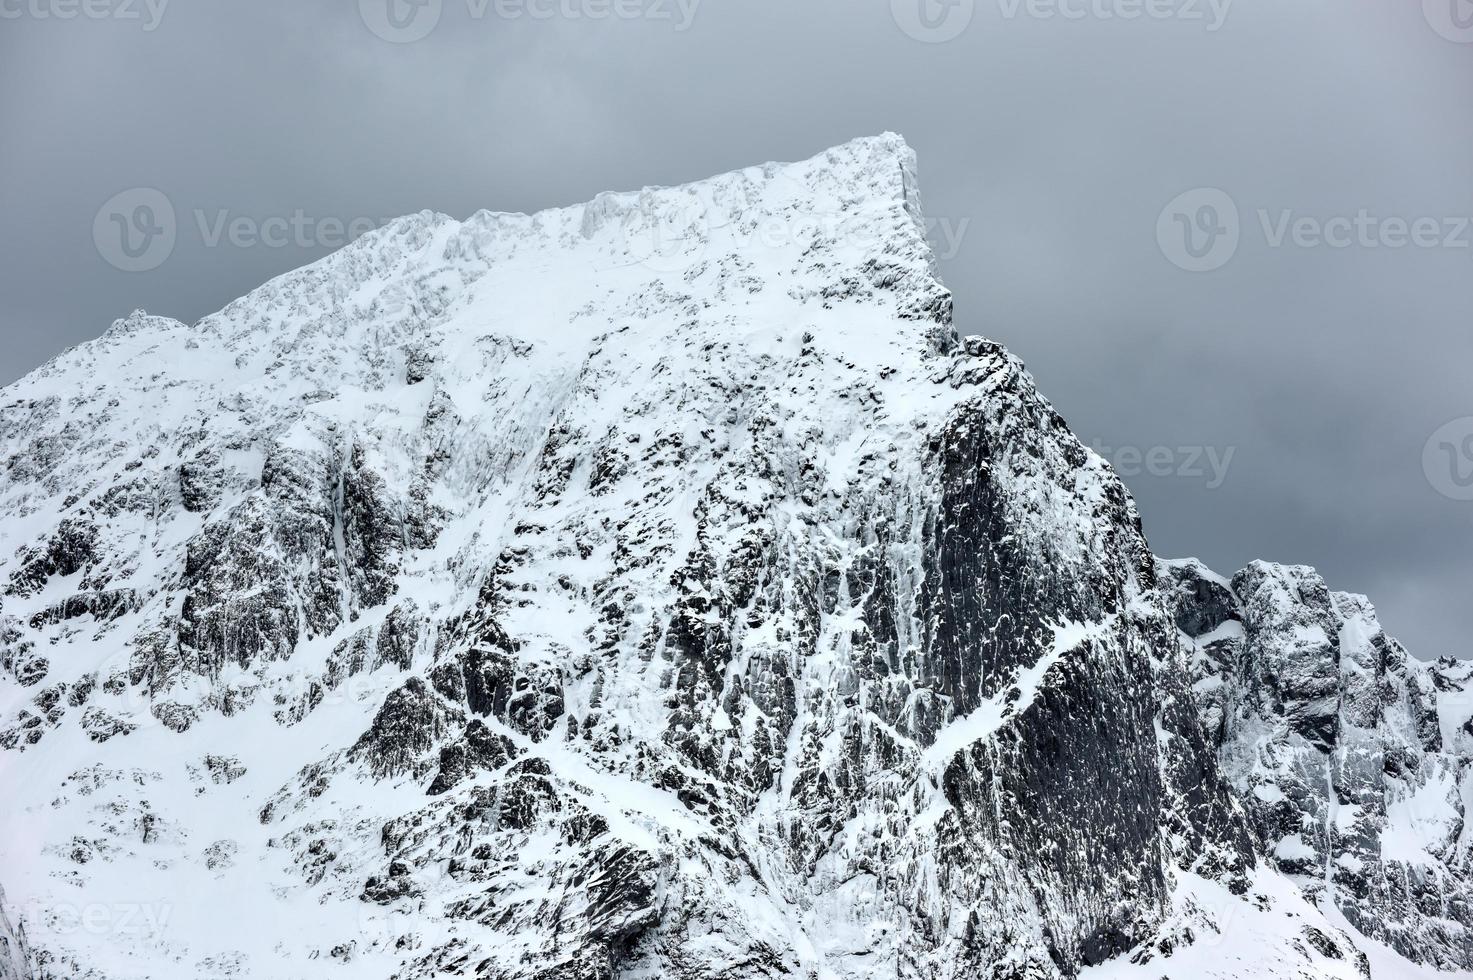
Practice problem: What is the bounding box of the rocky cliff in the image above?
[1161,557,1473,973]
[0,135,1446,979]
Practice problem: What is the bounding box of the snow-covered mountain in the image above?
[0,135,1466,979]
[1158,558,1473,974]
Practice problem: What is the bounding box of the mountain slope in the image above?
[0,135,1438,980]
[1160,557,1473,972]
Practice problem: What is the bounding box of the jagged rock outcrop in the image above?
[1162,556,1473,972]
[0,136,1432,980]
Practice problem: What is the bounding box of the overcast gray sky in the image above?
[2,0,1469,657]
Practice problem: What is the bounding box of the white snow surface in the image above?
[0,135,1450,979]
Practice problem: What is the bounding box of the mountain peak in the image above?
[4,136,1461,980]
[6,134,948,408]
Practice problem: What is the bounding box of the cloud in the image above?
[1,0,1468,655]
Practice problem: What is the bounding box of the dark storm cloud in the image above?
[2,0,1469,655]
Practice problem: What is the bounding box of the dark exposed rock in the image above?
[178,449,224,513]
[198,754,247,785]
[176,496,311,675]
[0,134,1434,980]
[7,519,98,597]
[151,702,198,734]
[80,708,135,743]
[350,678,462,780]
[431,630,564,742]
[1157,559,1239,638]
[1233,562,1343,750]
[11,650,48,688]
[341,442,403,614]
[426,720,518,796]
[28,589,139,630]
[404,346,433,385]
[1169,557,1473,971]
[375,600,422,672]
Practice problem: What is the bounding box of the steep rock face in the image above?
[0,136,1385,980]
[0,886,30,980]
[1161,557,1473,971]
